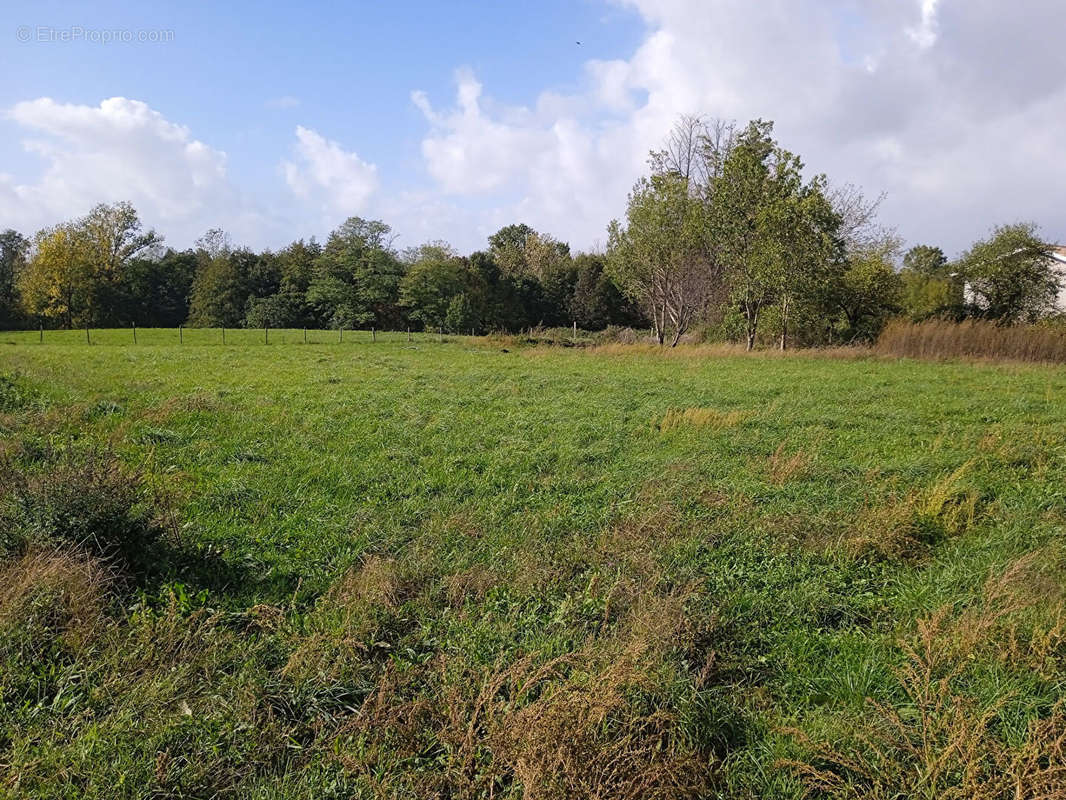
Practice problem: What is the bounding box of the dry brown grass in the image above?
[0,546,113,654]
[781,552,1066,799]
[326,555,404,609]
[587,342,869,361]
[767,443,812,485]
[658,407,755,432]
[140,393,222,424]
[443,564,499,609]
[335,586,714,800]
[282,556,411,683]
[877,319,1066,364]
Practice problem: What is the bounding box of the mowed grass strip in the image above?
[1,338,1065,798]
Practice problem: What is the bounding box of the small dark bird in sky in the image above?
[576,41,582,45]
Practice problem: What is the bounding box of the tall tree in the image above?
[19,224,89,328]
[307,217,404,329]
[571,253,642,330]
[400,246,477,332]
[18,203,160,326]
[830,245,903,342]
[607,171,719,346]
[0,229,29,329]
[900,245,960,320]
[187,230,257,327]
[706,120,781,350]
[120,249,198,327]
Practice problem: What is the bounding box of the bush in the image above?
[2,450,171,566]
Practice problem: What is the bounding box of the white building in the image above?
[1053,245,1066,313]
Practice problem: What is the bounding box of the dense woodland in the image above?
[1,117,1061,346]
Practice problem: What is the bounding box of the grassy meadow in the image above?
[2,332,1065,798]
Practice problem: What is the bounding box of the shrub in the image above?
[3,450,171,566]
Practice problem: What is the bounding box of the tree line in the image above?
[0,210,640,335]
[1,115,1060,342]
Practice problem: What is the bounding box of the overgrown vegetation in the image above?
[1,340,1064,797]
[877,318,1066,364]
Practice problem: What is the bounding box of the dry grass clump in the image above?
[0,546,113,656]
[443,564,499,609]
[767,443,812,485]
[283,556,411,683]
[781,553,1066,799]
[659,407,755,432]
[821,463,983,562]
[327,555,404,609]
[140,393,222,424]
[877,318,1066,364]
[919,459,981,536]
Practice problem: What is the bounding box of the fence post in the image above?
[438,327,443,343]
[303,327,307,344]
[372,327,376,343]
[179,325,183,345]
[339,328,343,343]
[222,326,225,345]
[573,320,577,338]
[39,324,43,344]
[265,326,269,345]
[407,327,411,342]
[133,323,137,344]
[86,326,90,345]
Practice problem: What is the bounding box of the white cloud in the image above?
[0,97,232,241]
[409,0,1066,255]
[907,0,941,48]
[281,125,379,225]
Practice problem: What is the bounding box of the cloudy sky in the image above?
[2,0,1064,256]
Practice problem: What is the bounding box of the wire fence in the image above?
[0,326,469,347]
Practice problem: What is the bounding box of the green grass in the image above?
[2,333,1065,798]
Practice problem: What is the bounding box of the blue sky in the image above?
[2,1,1065,255]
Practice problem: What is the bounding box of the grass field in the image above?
[2,333,1065,798]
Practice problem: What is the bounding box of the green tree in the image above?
[957,223,1058,324]
[488,224,536,278]
[708,120,837,350]
[187,231,255,327]
[119,249,198,326]
[607,171,717,346]
[766,173,844,349]
[0,229,29,328]
[830,245,903,342]
[898,245,961,320]
[400,246,479,331]
[903,245,948,277]
[570,253,642,330]
[307,218,404,328]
